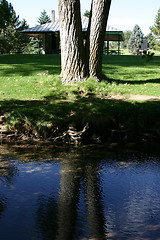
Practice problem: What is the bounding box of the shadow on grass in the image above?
[0,54,61,76]
[1,92,160,143]
[103,76,160,85]
[103,55,160,67]
[102,55,160,85]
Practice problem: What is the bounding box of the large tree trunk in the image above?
[59,0,87,84]
[59,0,111,84]
[89,0,111,80]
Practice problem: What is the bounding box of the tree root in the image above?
[53,123,89,145]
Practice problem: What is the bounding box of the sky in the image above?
[11,0,160,36]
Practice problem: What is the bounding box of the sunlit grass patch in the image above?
[102,55,160,96]
[0,54,160,100]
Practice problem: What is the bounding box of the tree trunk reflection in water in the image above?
[0,196,7,218]
[56,156,106,240]
[0,159,17,219]
[85,163,106,239]
[56,162,81,240]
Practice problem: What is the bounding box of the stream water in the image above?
[0,143,160,240]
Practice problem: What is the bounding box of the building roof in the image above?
[22,16,124,41]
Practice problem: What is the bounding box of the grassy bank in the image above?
[0,54,160,144]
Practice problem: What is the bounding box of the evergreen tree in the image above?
[0,1,31,54]
[0,0,20,54]
[13,19,31,54]
[25,37,43,54]
[37,10,51,25]
[83,10,90,18]
[128,24,144,54]
[27,10,51,54]
[121,30,132,49]
[0,0,15,29]
[147,32,157,50]
[150,8,160,51]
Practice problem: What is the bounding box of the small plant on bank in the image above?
[142,51,154,62]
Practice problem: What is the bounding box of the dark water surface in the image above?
[0,143,160,240]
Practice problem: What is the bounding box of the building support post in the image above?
[118,35,120,55]
[107,40,109,55]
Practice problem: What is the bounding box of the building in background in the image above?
[21,12,124,54]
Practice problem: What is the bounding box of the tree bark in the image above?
[59,0,87,84]
[89,0,111,80]
[59,0,111,84]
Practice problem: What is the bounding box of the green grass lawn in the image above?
[0,54,160,143]
[0,54,160,100]
[0,54,61,100]
[102,55,160,96]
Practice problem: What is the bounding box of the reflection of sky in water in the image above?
[102,159,160,239]
[0,152,160,240]
[0,161,61,240]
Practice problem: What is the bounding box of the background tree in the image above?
[121,30,132,49]
[59,0,111,84]
[13,19,30,54]
[0,0,30,54]
[109,41,118,49]
[25,37,43,54]
[83,10,90,18]
[27,10,51,54]
[0,4,52,54]
[0,0,13,29]
[37,10,51,25]
[150,8,160,51]
[127,24,144,54]
[147,32,157,50]
[0,0,20,54]
[107,30,132,51]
